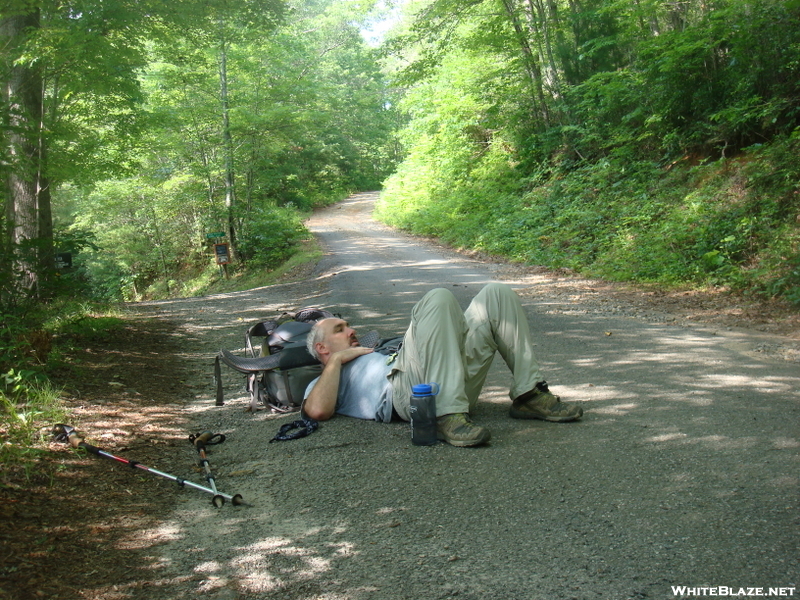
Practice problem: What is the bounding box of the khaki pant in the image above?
[389,283,543,420]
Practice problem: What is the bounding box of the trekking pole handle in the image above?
[53,424,82,448]
[53,424,126,462]
[189,431,226,448]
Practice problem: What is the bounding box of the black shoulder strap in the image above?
[218,349,284,374]
[269,417,319,442]
[373,335,404,355]
[214,355,224,406]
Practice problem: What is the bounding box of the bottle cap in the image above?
[412,383,437,395]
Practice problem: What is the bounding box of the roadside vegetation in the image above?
[0,299,124,483]
[378,136,800,304]
[376,0,800,306]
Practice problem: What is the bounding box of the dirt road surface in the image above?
[14,192,798,600]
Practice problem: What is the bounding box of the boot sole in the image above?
[509,407,583,422]
[437,432,492,447]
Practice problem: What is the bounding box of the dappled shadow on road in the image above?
[138,193,799,598]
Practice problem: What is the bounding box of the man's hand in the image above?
[333,346,374,364]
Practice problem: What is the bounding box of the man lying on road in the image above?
[303,283,583,447]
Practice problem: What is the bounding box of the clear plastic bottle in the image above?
[410,383,439,446]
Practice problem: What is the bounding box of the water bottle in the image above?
[410,383,439,446]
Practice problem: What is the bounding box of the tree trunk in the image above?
[218,29,238,261]
[525,0,562,101]
[1,7,53,299]
[500,0,551,129]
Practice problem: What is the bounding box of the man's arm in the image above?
[302,347,374,421]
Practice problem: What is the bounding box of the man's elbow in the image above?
[302,402,335,421]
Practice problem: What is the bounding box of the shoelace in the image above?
[535,381,562,403]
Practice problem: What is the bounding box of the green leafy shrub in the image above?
[0,377,65,479]
[379,121,800,305]
[235,204,310,269]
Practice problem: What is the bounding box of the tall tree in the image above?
[192,0,285,261]
[1,0,179,300]
[1,4,52,298]
[56,0,398,298]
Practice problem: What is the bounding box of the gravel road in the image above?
[131,192,799,600]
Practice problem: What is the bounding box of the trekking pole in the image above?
[188,431,227,508]
[52,424,247,507]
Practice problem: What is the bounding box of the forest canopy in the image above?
[1,0,798,332]
[1,0,399,305]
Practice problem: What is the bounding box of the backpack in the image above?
[214,308,395,413]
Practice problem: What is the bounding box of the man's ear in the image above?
[314,341,329,361]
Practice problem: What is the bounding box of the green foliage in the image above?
[55,315,127,344]
[185,233,324,297]
[5,0,796,310]
[380,127,800,304]
[0,379,65,478]
[378,0,800,305]
[0,308,48,387]
[2,0,398,308]
[236,204,309,268]
[43,0,400,301]
[0,298,125,479]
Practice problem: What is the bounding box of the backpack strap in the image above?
[218,349,284,374]
[269,417,319,442]
[247,373,261,412]
[245,320,278,357]
[373,335,404,355]
[214,355,224,406]
[359,330,381,350]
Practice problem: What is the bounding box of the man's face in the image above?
[315,318,360,358]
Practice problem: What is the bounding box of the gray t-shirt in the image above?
[304,352,394,422]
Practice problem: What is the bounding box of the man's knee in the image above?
[484,282,512,294]
[423,287,458,304]
[478,282,518,302]
[467,283,524,324]
[413,287,461,320]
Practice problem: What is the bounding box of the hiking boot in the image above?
[510,381,583,422]
[436,413,491,447]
